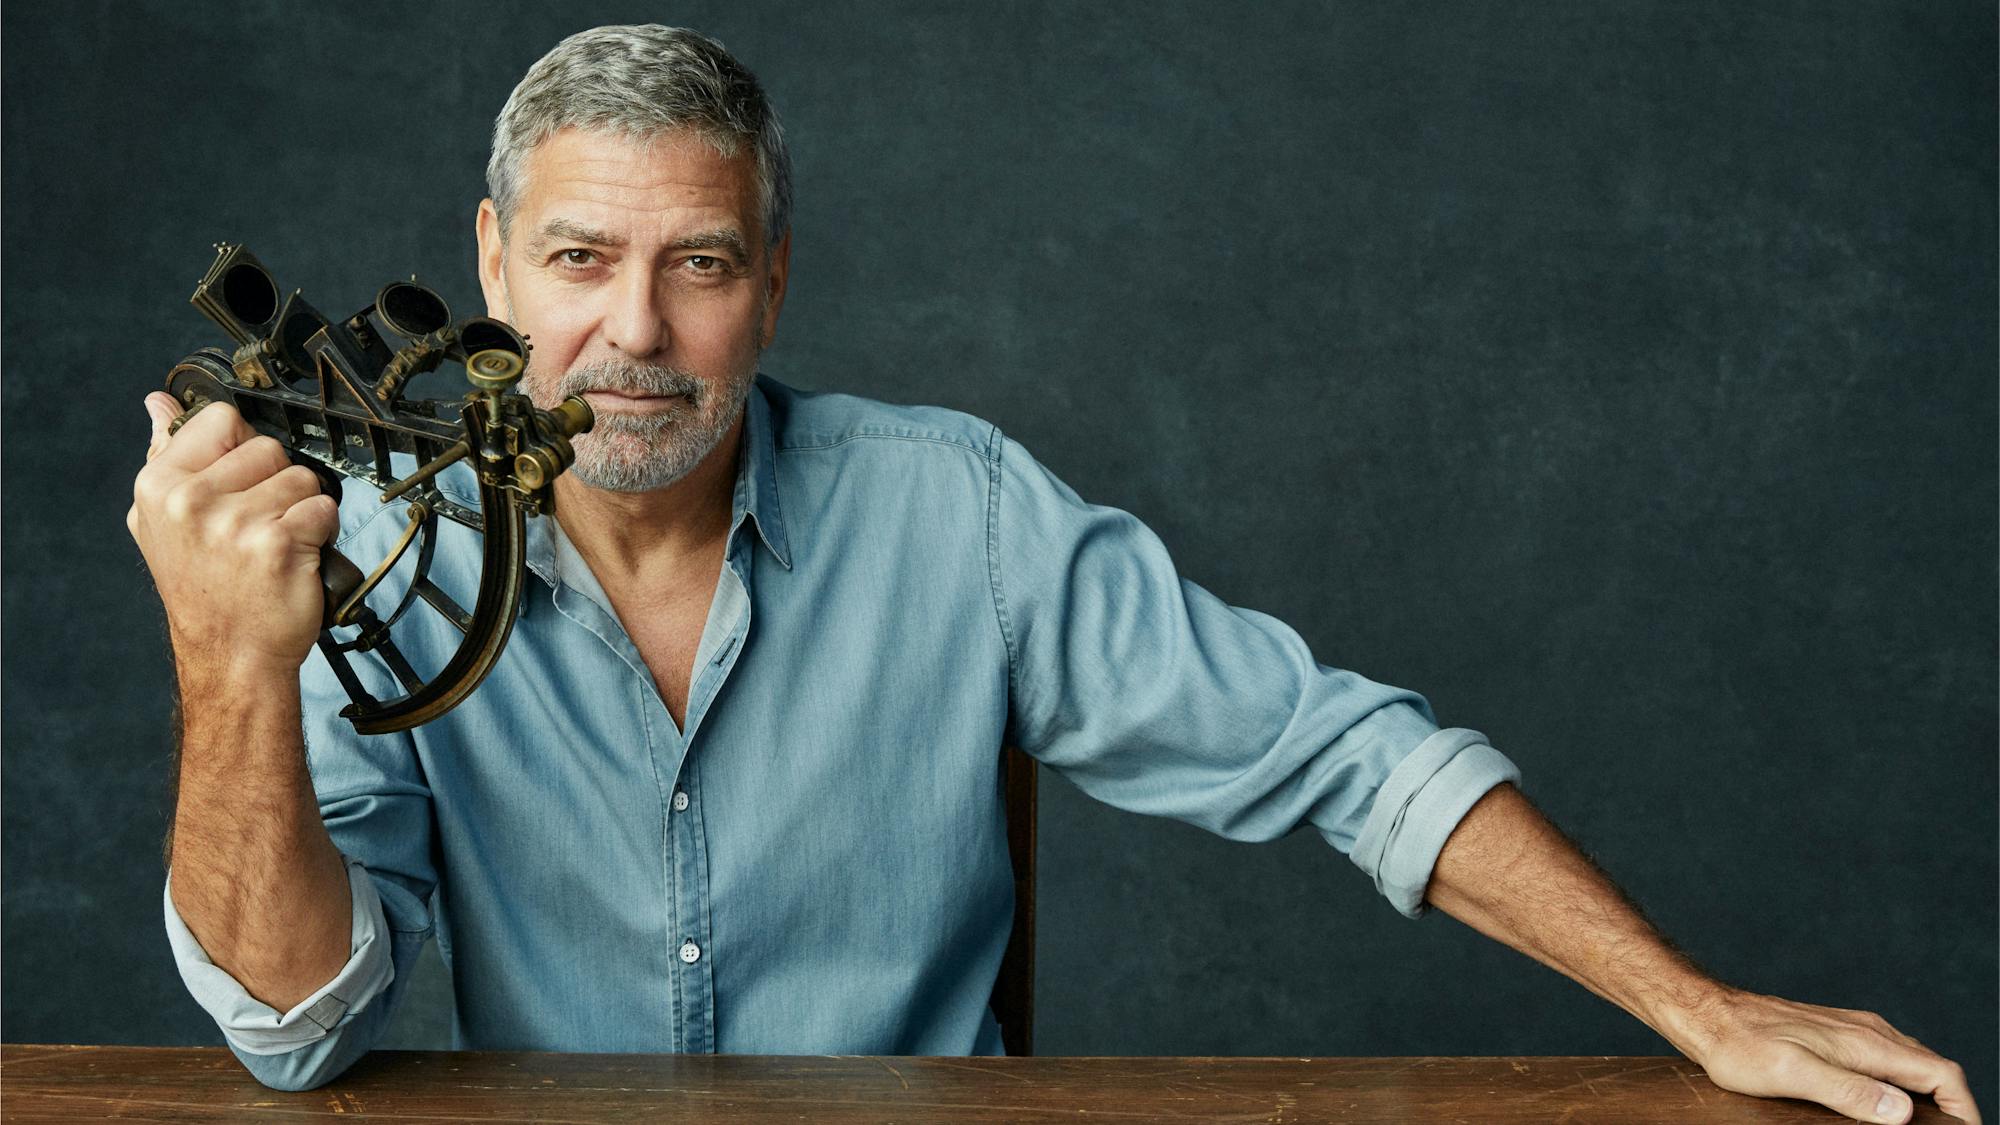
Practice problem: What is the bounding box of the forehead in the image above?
[515,127,759,242]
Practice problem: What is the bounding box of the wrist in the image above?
[170,638,305,700]
[171,655,306,771]
[1647,978,1749,1063]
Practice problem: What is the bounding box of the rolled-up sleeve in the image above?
[987,431,1520,916]
[160,546,441,1091]
[1350,725,1521,916]
[164,855,395,1054]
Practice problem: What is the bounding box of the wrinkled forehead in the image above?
[514,126,763,245]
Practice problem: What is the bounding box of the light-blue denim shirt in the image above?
[165,373,1520,1091]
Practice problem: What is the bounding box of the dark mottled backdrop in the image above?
[4,0,1993,1108]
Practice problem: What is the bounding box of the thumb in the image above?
[144,392,179,458]
[1761,1047,1914,1124]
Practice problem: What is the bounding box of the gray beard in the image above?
[505,289,763,493]
[540,358,754,492]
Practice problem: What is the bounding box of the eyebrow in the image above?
[526,220,749,261]
[527,218,625,252]
[667,227,750,260]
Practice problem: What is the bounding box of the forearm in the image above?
[1422,783,1981,1122]
[1422,782,1727,1056]
[167,659,351,1012]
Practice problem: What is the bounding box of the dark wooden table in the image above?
[0,1045,1961,1122]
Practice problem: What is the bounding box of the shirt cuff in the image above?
[1349,727,1522,919]
[163,855,396,1055]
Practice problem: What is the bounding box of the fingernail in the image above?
[1875,1086,1907,1120]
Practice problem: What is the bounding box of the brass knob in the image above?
[549,395,594,437]
[465,348,523,393]
[514,451,550,491]
[515,444,563,490]
[513,426,577,492]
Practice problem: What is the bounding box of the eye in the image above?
[556,248,597,268]
[686,255,720,272]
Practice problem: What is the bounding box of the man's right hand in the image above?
[129,392,341,677]
[136,393,357,1015]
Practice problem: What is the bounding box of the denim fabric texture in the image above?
[165,374,1520,1090]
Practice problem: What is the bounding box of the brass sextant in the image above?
[167,243,594,734]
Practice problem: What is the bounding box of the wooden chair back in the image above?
[989,745,1037,1055]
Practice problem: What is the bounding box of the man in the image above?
[128,24,1978,1121]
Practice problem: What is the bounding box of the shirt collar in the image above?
[733,374,793,570]
[524,375,792,590]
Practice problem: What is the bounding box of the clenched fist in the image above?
[128,391,341,679]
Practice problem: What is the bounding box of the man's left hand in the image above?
[1670,987,1979,1124]
[1426,784,1981,1124]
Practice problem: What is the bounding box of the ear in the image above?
[759,229,792,350]
[476,198,509,320]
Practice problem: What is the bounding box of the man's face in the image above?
[476,126,789,492]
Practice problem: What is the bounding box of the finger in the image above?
[152,400,254,474]
[196,434,294,496]
[1874,1046,1981,1125]
[1938,1069,1980,1125]
[240,463,326,517]
[276,492,341,548]
[1832,1020,1981,1125]
[1771,1044,1916,1124]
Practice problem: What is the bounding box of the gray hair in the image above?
[487,25,791,252]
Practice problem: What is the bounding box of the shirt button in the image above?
[679,940,701,964]
[672,790,691,812]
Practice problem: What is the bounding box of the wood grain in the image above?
[0,1045,1961,1122]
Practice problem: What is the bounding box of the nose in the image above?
[601,263,669,359]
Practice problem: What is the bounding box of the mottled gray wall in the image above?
[4,0,1993,1109]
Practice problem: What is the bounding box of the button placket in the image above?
[669,758,716,1052]
[681,554,750,749]
[659,532,744,1053]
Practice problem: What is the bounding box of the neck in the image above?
[551,409,744,582]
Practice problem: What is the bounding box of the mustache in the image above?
[552,361,704,403]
